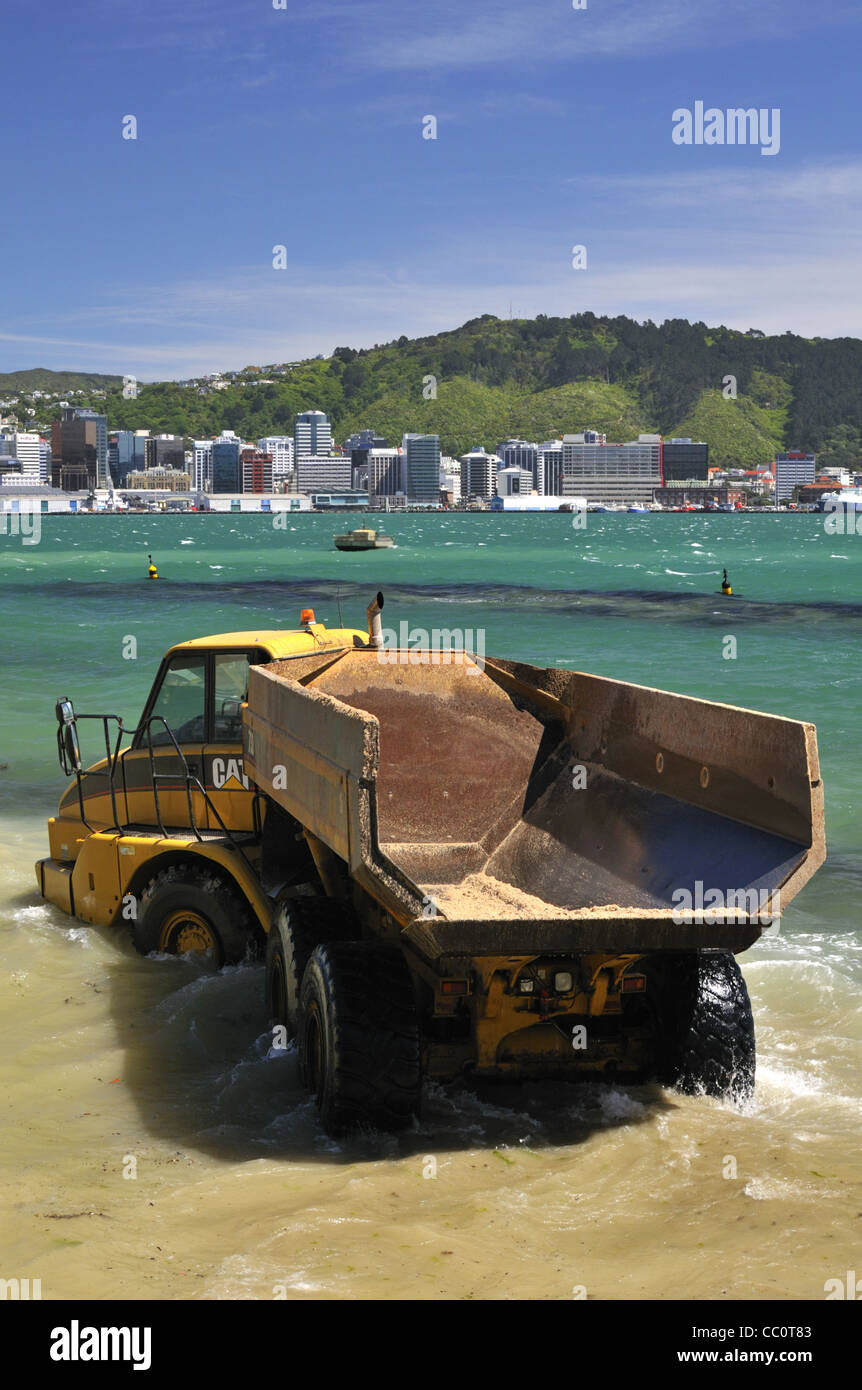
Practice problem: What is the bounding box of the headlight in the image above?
[518,977,535,994]
[554,971,573,994]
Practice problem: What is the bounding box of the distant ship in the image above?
[333,526,395,551]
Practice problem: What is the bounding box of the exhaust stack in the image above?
[367,591,385,648]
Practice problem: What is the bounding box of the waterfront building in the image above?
[127,467,191,492]
[241,448,273,493]
[296,452,352,493]
[109,430,148,486]
[258,436,294,484]
[561,433,662,506]
[294,410,333,462]
[459,446,500,502]
[403,433,442,504]
[0,431,43,484]
[775,450,816,501]
[538,441,563,496]
[145,435,185,471]
[662,438,709,483]
[211,436,242,493]
[367,447,404,500]
[496,466,534,497]
[497,439,539,489]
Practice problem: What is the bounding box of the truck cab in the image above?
[39,612,369,940]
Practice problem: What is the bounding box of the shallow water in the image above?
[1,513,860,1300]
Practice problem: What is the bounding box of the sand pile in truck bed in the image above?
[425,872,675,920]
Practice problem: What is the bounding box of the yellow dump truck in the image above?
[38,593,826,1134]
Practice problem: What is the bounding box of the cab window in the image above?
[213,653,253,742]
[146,655,207,747]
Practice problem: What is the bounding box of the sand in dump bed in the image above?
[425,871,672,920]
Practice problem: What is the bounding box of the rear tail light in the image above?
[621,974,646,993]
[441,979,468,996]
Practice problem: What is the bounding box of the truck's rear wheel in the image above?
[132,865,256,967]
[265,895,359,1038]
[298,941,421,1135]
[644,951,755,1103]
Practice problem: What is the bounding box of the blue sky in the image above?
[2,0,861,378]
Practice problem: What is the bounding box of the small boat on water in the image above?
[333,526,395,551]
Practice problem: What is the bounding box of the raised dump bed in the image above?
[243,647,825,959]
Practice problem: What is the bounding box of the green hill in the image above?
[0,368,121,393]
[10,314,862,467]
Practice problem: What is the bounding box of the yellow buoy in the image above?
[147,554,159,580]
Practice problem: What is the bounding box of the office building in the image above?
[146,435,185,471]
[538,441,563,496]
[51,412,99,490]
[775,450,816,501]
[496,466,534,497]
[241,448,273,493]
[1,431,43,484]
[127,468,191,492]
[211,436,242,493]
[193,440,213,491]
[294,410,333,462]
[367,448,404,500]
[459,446,499,502]
[109,430,149,486]
[497,439,539,491]
[296,453,352,493]
[561,434,662,506]
[662,438,709,483]
[258,436,294,484]
[403,434,442,504]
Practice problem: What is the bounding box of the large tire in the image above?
[265,895,359,1038]
[644,951,755,1103]
[132,864,256,967]
[298,941,422,1135]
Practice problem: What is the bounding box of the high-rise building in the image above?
[193,440,213,492]
[211,436,242,493]
[68,408,108,485]
[344,429,387,490]
[367,448,405,500]
[460,447,499,501]
[51,411,99,490]
[258,436,294,485]
[109,430,149,486]
[497,439,539,489]
[662,438,709,483]
[296,454,352,493]
[561,433,662,505]
[241,448,273,493]
[496,466,534,497]
[1,431,43,484]
[775,450,816,501]
[538,441,563,496]
[403,434,442,503]
[294,410,333,462]
[145,435,185,471]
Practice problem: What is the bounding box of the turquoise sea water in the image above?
[1,511,859,1301]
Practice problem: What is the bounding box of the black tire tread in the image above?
[265,895,358,1034]
[299,941,421,1134]
[648,951,755,1103]
[133,863,256,966]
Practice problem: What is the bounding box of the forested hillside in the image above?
[11,314,862,468]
